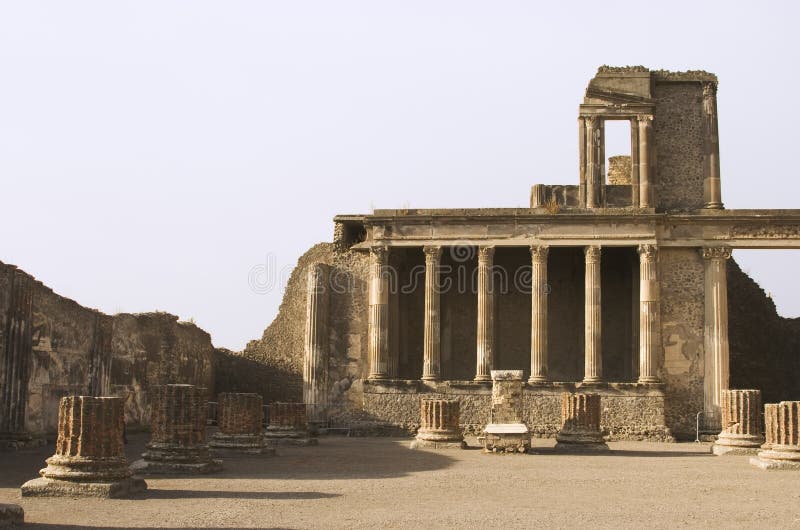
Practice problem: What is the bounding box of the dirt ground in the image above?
[1,433,798,529]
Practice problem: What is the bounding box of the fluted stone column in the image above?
[368,246,389,380]
[585,116,599,208]
[584,246,602,384]
[638,244,660,383]
[702,247,732,417]
[702,82,723,209]
[713,389,763,455]
[304,262,330,425]
[89,313,113,397]
[529,245,549,383]
[637,114,653,208]
[578,116,587,206]
[265,402,317,446]
[410,398,465,449]
[0,269,36,449]
[132,384,221,474]
[763,403,779,450]
[422,246,442,381]
[475,246,495,382]
[555,393,608,451]
[751,401,800,470]
[629,117,640,207]
[210,393,273,454]
[21,396,146,497]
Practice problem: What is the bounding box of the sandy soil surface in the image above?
[1,433,798,529]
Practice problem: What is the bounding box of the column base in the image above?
[581,377,603,385]
[264,428,318,446]
[712,433,764,456]
[21,476,147,498]
[474,375,492,383]
[130,458,222,475]
[703,202,724,210]
[209,433,276,455]
[421,375,440,382]
[528,376,548,384]
[749,446,800,470]
[368,374,389,381]
[637,376,660,384]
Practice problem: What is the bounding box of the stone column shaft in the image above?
[751,401,800,470]
[422,246,442,381]
[585,117,599,208]
[584,246,602,383]
[475,246,495,382]
[304,263,330,423]
[638,245,660,383]
[578,117,587,207]
[529,246,549,383]
[89,313,113,397]
[367,246,389,380]
[1,269,34,435]
[629,118,640,207]
[702,247,731,415]
[556,393,607,449]
[637,115,653,208]
[703,82,723,209]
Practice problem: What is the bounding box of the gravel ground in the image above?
[1,433,798,529]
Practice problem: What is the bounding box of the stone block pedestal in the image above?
[21,396,146,498]
[131,385,222,474]
[555,393,608,452]
[480,371,530,453]
[713,389,763,456]
[410,398,465,450]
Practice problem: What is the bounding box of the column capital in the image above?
[701,246,732,261]
[637,244,658,262]
[423,245,443,261]
[530,245,549,263]
[637,114,654,125]
[477,245,495,262]
[369,245,389,265]
[584,245,601,263]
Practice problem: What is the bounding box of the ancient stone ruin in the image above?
[410,398,465,450]
[209,392,274,455]
[131,384,222,474]
[712,389,763,455]
[481,370,529,453]
[0,504,23,527]
[264,402,317,446]
[555,393,608,452]
[750,401,800,470]
[21,396,146,498]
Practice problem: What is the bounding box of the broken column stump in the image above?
[131,384,222,474]
[762,403,778,451]
[480,370,530,453]
[713,389,763,455]
[410,398,465,450]
[751,401,800,470]
[21,396,146,498]
[555,393,608,452]
[264,402,318,446]
[209,392,274,455]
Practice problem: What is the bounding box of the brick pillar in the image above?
[210,393,272,454]
[713,389,763,455]
[411,398,464,449]
[21,396,146,497]
[751,401,800,470]
[132,384,221,474]
[265,402,317,446]
[555,393,608,451]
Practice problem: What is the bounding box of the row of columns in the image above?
[367,243,683,384]
[578,114,652,209]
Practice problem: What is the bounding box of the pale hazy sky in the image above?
[1,1,798,350]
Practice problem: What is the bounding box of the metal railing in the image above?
[695,410,721,442]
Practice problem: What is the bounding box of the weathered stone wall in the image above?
[728,260,800,403]
[0,261,214,436]
[653,81,706,211]
[361,383,669,441]
[659,249,705,438]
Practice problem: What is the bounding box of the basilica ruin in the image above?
[2,66,800,458]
